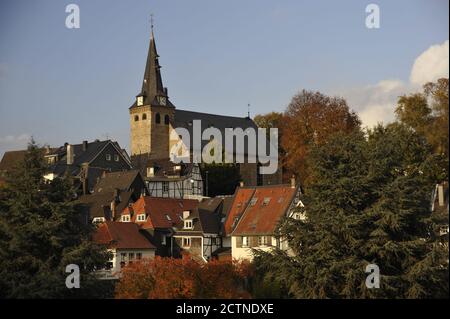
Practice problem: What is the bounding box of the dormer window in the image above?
[106,154,111,161]
[147,167,154,177]
[121,215,131,222]
[136,214,146,222]
[184,219,193,229]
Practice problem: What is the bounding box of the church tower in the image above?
[129,27,175,165]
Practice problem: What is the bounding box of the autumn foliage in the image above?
[115,256,253,299]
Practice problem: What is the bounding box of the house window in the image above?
[121,215,131,222]
[250,198,258,206]
[147,167,154,177]
[161,234,167,245]
[182,237,191,248]
[128,253,135,260]
[263,197,271,206]
[211,237,217,245]
[164,114,170,125]
[106,154,111,161]
[242,236,248,247]
[114,154,119,162]
[162,182,169,193]
[258,236,270,246]
[155,113,161,124]
[92,217,105,223]
[184,220,193,229]
[121,253,126,262]
[137,214,146,222]
[136,253,142,260]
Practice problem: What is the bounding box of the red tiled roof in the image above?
[92,221,155,249]
[123,196,199,229]
[230,185,298,236]
[223,188,255,236]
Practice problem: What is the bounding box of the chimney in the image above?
[66,144,74,165]
[290,175,296,188]
[110,200,116,220]
[183,210,190,219]
[438,184,445,206]
[82,140,88,151]
[81,163,89,195]
[164,87,168,96]
[114,188,121,201]
[239,181,244,187]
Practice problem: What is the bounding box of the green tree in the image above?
[0,140,111,298]
[201,162,241,197]
[396,78,449,158]
[254,124,448,298]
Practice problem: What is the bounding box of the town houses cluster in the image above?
[0,27,304,279]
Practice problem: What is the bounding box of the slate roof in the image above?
[229,184,300,236]
[93,221,155,249]
[77,191,133,219]
[174,109,258,153]
[93,170,142,194]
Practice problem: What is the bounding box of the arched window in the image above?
[142,113,147,120]
[164,114,170,125]
[155,113,161,124]
[134,115,139,122]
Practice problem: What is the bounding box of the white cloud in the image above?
[335,40,449,128]
[0,133,31,158]
[410,40,449,85]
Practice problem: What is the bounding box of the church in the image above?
[129,27,282,188]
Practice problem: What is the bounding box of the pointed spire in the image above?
[139,15,167,105]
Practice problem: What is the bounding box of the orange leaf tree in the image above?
[115,256,253,299]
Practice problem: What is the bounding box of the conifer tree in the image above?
[0,140,111,298]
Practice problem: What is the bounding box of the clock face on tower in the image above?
[137,96,144,106]
[158,96,166,105]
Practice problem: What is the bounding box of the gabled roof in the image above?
[229,184,299,236]
[125,196,199,229]
[223,188,255,236]
[93,170,142,194]
[93,221,155,249]
[77,191,133,219]
[174,109,258,153]
[0,150,27,171]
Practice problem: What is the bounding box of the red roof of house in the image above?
[92,221,155,249]
[230,185,298,236]
[122,196,199,229]
[223,188,255,236]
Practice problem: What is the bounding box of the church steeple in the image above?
[135,22,172,108]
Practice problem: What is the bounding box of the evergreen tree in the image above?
[254,124,448,298]
[0,140,111,298]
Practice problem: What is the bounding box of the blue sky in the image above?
[0,0,448,157]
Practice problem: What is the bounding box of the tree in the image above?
[201,162,241,197]
[281,90,361,186]
[115,255,252,299]
[0,140,111,298]
[254,112,290,182]
[254,124,448,298]
[396,78,449,158]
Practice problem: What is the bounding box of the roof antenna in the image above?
[150,13,154,36]
[247,103,251,119]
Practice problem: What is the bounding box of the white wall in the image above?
[231,236,278,261]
